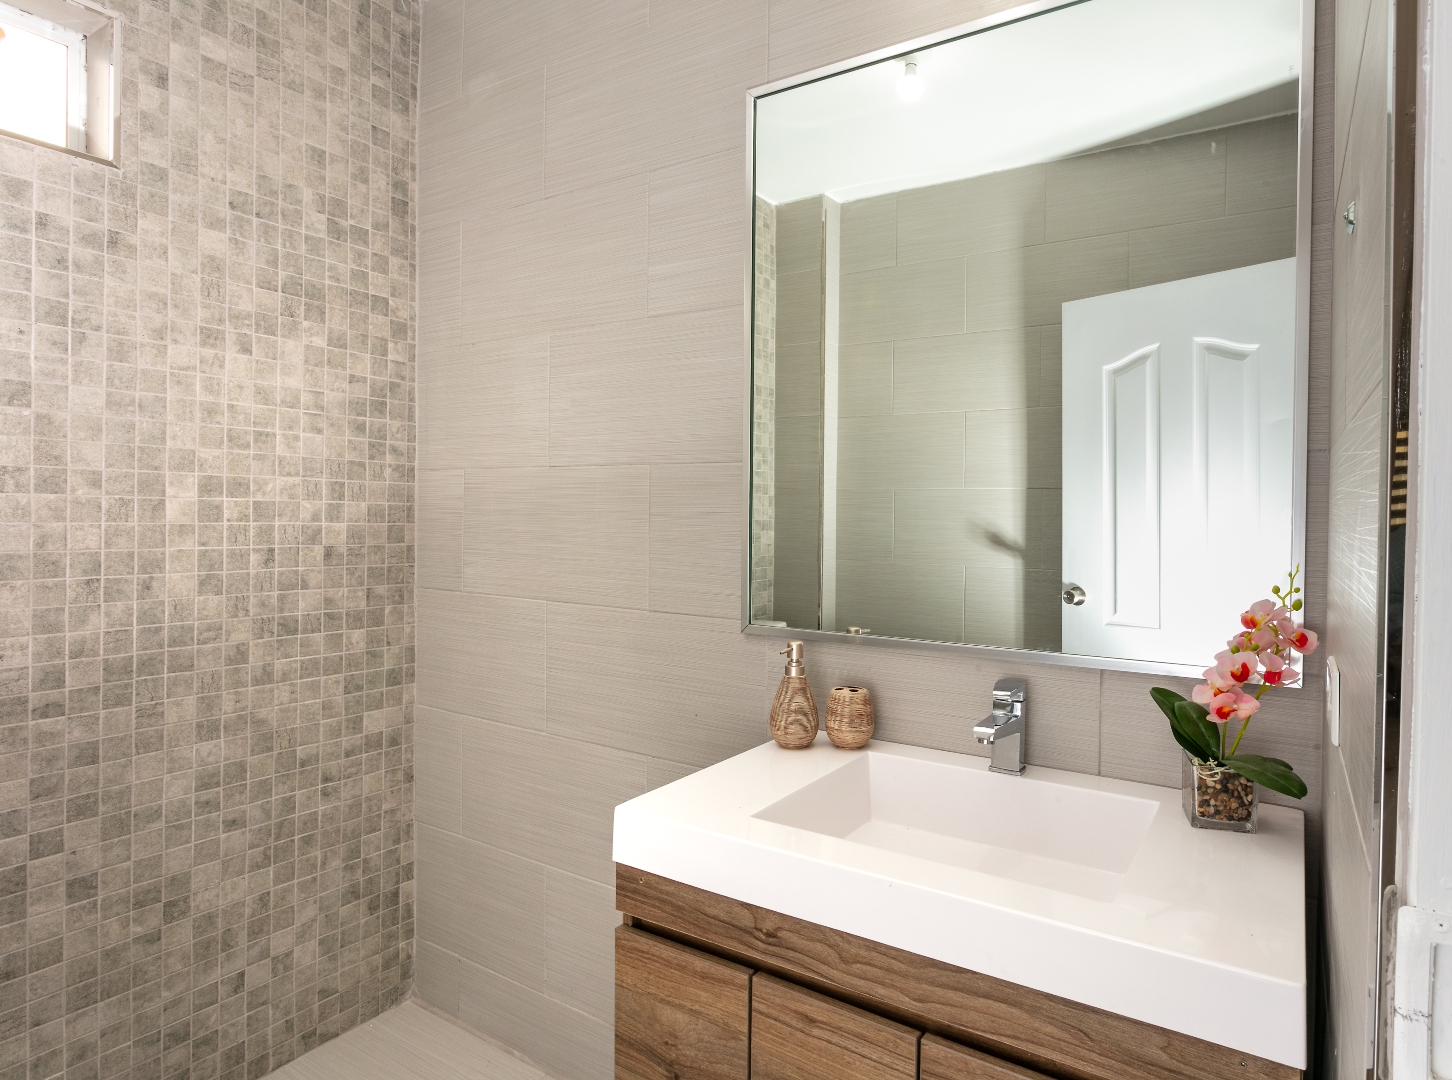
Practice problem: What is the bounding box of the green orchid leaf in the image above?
[1174,700,1222,762]
[1226,754,1308,800]
[1166,720,1213,762]
[1150,687,1187,726]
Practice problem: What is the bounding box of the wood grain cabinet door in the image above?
[751,973,920,1080]
[615,926,751,1080]
[921,1034,1053,1080]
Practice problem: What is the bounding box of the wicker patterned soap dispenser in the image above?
[770,641,819,749]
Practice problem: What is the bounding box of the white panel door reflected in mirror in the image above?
[746,0,1309,676]
[1061,259,1297,667]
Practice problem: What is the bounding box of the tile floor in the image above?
[268,1002,553,1080]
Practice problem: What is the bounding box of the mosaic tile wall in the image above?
[749,195,774,624]
[0,0,419,1072]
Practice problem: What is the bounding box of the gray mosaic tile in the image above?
[0,0,420,1072]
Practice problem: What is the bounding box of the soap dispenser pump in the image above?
[770,640,819,749]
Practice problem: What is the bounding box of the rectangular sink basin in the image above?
[614,736,1305,1070]
[754,753,1159,901]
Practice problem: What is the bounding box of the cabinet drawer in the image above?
[921,1034,1053,1080]
[751,973,919,1080]
[615,925,751,1080]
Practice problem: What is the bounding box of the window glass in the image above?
[0,17,69,148]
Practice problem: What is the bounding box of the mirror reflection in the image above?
[749,0,1305,668]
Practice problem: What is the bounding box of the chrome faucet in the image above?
[973,678,1027,774]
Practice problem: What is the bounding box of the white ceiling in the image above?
[754,0,1302,205]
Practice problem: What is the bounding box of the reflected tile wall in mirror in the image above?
[749,0,1306,670]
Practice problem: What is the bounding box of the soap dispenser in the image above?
[770,641,819,749]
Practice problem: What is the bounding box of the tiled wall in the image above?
[412,1,1331,1078]
[0,0,419,1072]
[1321,0,1390,1071]
[826,115,1298,649]
[771,197,824,629]
[749,197,775,622]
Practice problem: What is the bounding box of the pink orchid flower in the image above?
[1199,664,1241,695]
[1214,650,1254,683]
[1240,599,1279,630]
[1229,691,1261,722]
[1227,631,1257,654]
[1259,652,1291,685]
[1286,626,1318,653]
[1205,691,1241,721]
[1250,625,1280,651]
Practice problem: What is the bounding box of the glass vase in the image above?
[1182,753,1258,832]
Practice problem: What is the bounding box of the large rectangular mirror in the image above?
[746,0,1310,675]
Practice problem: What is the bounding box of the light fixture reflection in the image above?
[897,60,924,103]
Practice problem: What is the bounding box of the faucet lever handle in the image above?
[991,677,1027,704]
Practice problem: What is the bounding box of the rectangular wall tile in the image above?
[416,590,546,729]
[777,268,824,346]
[839,342,893,416]
[420,0,464,111]
[461,467,552,599]
[415,940,463,1018]
[545,466,651,608]
[646,758,700,790]
[776,196,825,275]
[835,560,966,644]
[418,469,463,591]
[458,956,614,1080]
[460,175,648,338]
[421,332,550,471]
[1045,132,1226,243]
[837,412,965,490]
[461,466,650,608]
[416,705,464,832]
[649,151,747,316]
[649,463,741,619]
[542,0,766,197]
[462,0,647,96]
[897,165,1046,264]
[1226,114,1301,216]
[1126,208,1297,290]
[549,308,741,466]
[840,194,897,274]
[461,720,649,884]
[776,340,823,419]
[1024,233,1129,325]
[892,329,1039,415]
[841,258,966,344]
[416,824,547,989]
[545,870,620,1022]
[546,604,770,767]
[419,68,547,223]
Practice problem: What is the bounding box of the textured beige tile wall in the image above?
[1320,0,1390,1070]
[0,0,419,1073]
[412,1,1332,1078]
[829,115,1298,650]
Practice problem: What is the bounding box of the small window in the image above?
[0,0,119,163]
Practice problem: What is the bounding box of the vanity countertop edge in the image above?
[612,737,1307,1069]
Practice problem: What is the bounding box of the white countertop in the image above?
[613,736,1305,1068]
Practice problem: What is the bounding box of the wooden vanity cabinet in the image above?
[615,864,1303,1080]
[615,925,750,1080]
[752,973,919,1080]
[920,1035,1053,1080]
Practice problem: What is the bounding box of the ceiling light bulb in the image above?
[897,61,923,103]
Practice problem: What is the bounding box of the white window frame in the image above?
[0,0,119,163]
